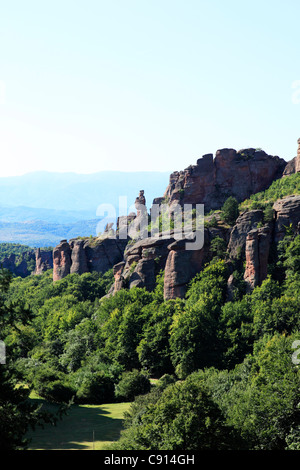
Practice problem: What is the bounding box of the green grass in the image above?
[26,395,131,450]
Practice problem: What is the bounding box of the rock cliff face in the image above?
[2,253,33,278]
[108,235,175,295]
[108,226,228,300]
[244,225,272,291]
[110,195,300,299]
[163,232,211,300]
[161,148,286,212]
[273,195,300,243]
[53,240,72,282]
[51,143,300,299]
[227,209,265,259]
[34,248,53,275]
[230,195,300,292]
[53,236,127,282]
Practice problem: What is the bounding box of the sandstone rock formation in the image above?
[161,148,286,212]
[227,209,265,259]
[70,239,88,275]
[163,231,211,300]
[2,253,33,278]
[109,226,226,300]
[34,248,53,275]
[135,190,146,212]
[273,195,300,243]
[110,235,175,295]
[116,212,136,238]
[244,225,272,291]
[51,144,300,298]
[237,196,300,292]
[53,236,128,282]
[53,240,72,282]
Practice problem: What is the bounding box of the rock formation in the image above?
[109,235,175,295]
[109,226,226,300]
[244,225,272,291]
[163,231,211,300]
[273,195,300,243]
[227,209,265,259]
[53,236,128,282]
[70,239,88,275]
[34,248,53,275]
[51,144,300,298]
[1,253,33,278]
[135,190,146,213]
[53,240,72,282]
[161,148,286,212]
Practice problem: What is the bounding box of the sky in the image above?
[0,0,300,177]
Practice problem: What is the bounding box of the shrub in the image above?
[75,371,115,404]
[114,370,151,401]
[221,197,239,225]
[38,380,74,403]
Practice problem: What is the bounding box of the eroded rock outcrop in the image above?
[52,146,300,298]
[70,239,88,275]
[227,210,265,259]
[53,236,128,282]
[34,248,53,275]
[244,225,272,291]
[2,253,33,278]
[53,240,72,282]
[163,231,211,300]
[110,235,175,295]
[237,196,300,292]
[273,195,300,243]
[109,226,227,300]
[161,148,286,212]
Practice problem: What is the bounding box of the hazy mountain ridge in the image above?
[0,171,170,211]
[0,170,170,246]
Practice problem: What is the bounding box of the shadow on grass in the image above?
[27,398,128,450]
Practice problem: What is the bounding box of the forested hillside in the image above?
[2,164,300,451]
[2,223,300,449]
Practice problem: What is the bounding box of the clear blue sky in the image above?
[0,0,300,176]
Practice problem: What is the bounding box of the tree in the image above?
[111,372,243,450]
[209,333,300,450]
[0,269,54,449]
[114,370,151,402]
[170,261,228,377]
[221,197,239,225]
[137,299,183,376]
[210,236,227,259]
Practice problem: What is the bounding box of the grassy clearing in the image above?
[26,395,131,450]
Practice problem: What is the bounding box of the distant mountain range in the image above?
[0,171,170,247]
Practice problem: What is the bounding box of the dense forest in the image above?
[1,174,300,450]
